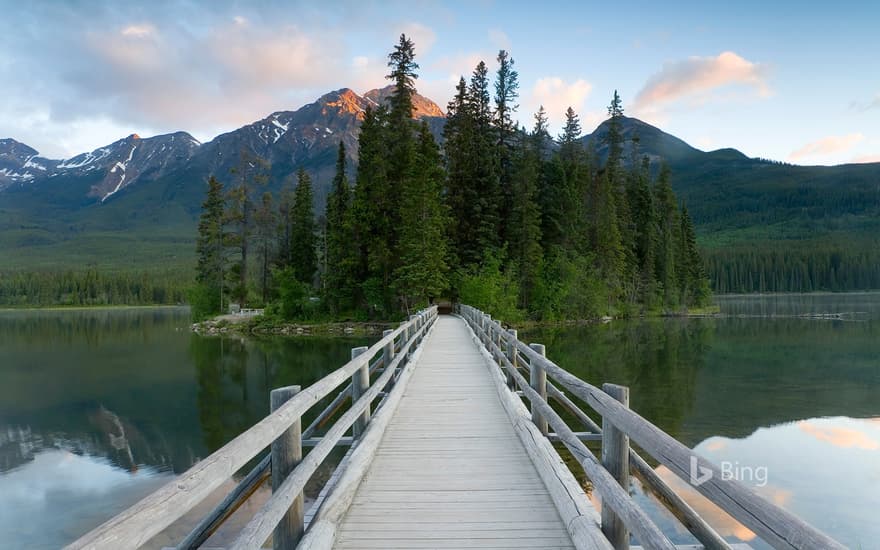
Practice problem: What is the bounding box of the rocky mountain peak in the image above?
[362,85,445,118]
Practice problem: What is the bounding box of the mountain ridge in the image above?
[1,86,879,279]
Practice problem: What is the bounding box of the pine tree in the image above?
[469,61,502,258]
[443,77,479,267]
[195,176,226,314]
[494,50,519,247]
[325,142,356,313]
[225,152,269,306]
[276,178,295,270]
[290,168,317,285]
[508,129,543,310]
[351,105,394,314]
[253,191,276,304]
[654,164,679,306]
[395,122,450,311]
[678,204,710,306]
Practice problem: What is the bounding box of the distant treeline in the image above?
[0,269,187,307]
[706,243,880,293]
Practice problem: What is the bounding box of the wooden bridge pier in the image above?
[66,304,845,550]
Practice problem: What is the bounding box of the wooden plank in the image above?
[469,319,614,550]
[231,310,437,549]
[332,316,577,550]
[64,310,437,550]
[297,315,438,550]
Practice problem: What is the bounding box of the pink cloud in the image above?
[850,153,880,164]
[530,77,593,130]
[788,133,864,162]
[634,51,768,111]
[797,420,880,449]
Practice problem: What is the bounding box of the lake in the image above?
[1,295,878,548]
[522,292,880,549]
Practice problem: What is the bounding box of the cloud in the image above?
[398,22,436,57]
[851,153,880,164]
[788,133,864,162]
[634,51,769,112]
[120,24,155,38]
[530,77,593,130]
[0,3,368,156]
[850,94,880,111]
[797,420,879,450]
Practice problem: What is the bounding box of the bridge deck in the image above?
[334,316,575,549]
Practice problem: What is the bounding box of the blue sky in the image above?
[1,0,878,164]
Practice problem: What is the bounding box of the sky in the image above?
[1,0,879,165]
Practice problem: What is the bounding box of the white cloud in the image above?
[398,22,436,56]
[120,24,155,38]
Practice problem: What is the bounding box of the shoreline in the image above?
[0,304,188,312]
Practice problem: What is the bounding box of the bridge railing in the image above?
[458,304,844,550]
[66,305,438,550]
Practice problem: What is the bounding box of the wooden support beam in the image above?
[270,385,304,550]
[601,383,631,550]
[506,329,518,389]
[529,343,549,436]
[350,346,370,438]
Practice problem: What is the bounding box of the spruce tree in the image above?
[351,105,394,314]
[395,122,450,311]
[290,168,317,285]
[508,129,543,310]
[325,142,355,313]
[494,50,519,246]
[443,77,479,267]
[195,176,226,313]
[654,164,679,306]
[253,191,276,304]
[469,61,502,258]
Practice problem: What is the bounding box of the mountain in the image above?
[582,115,702,165]
[0,86,445,271]
[1,87,879,288]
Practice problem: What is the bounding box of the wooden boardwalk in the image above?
[334,316,576,549]
[69,305,846,550]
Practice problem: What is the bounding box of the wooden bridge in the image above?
[67,306,844,550]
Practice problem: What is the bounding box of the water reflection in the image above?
[523,294,880,548]
[637,416,880,549]
[0,307,371,549]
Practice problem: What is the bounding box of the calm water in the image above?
[523,292,880,549]
[0,307,371,549]
[1,297,878,548]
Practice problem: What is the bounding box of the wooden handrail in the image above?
[459,304,845,550]
[230,309,434,548]
[66,306,437,550]
[462,306,675,550]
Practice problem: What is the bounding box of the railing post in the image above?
[601,383,631,550]
[485,315,492,346]
[351,346,370,438]
[506,329,518,389]
[408,314,418,349]
[270,385,303,549]
[528,343,548,436]
[382,329,395,373]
